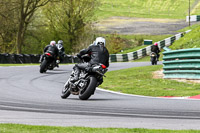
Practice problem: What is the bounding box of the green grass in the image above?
[1,124,200,133]
[101,65,200,97]
[170,25,200,50]
[192,1,200,15]
[96,0,196,19]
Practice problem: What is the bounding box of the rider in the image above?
[56,40,65,60]
[39,41,59,64]
[151,42,160,61]
[56,40,65,62]
[71,37,110,82]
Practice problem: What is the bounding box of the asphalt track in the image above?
[0,62,200,129]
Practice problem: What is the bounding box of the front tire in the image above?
[79,76,97,100]
[61,80,71,99]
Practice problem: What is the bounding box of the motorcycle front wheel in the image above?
[61,80,71,99]
[79,76,97,100]
[151,57,157,65]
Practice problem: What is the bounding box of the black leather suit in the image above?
[151,45,160,60]
[72,44,110,82]
[39,45,58,63]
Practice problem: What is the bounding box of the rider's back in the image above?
[88,45,109,67]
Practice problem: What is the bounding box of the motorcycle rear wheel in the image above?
[61,80,71,99]
[79,76,97,100]
[40,60,47,73]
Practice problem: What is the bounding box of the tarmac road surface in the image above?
[1,62,200,129]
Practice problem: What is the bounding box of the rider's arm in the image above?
[43,45,49,53]
[79,46,91,56]
[105,51,109,67]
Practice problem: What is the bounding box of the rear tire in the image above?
[61,80,71,99]
[79,76,97,100]
[40,60,47,73]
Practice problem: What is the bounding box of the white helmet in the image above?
[95,37,106,47]
[50,41,56,46]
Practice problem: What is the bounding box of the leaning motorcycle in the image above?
[150,52,157,65]
[61,55,108,100]
[40,52,59,73]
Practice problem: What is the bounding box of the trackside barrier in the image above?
[0,54,81,64]
[163,48,200,79]
[109,30,191,62]
[186,15,200,22]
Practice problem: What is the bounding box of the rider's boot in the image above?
[70,67,80,83]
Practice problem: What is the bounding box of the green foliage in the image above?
[101,65,200,97]
[96,0,196,20]
[0,0,18,53]
[106,33,127,54]
[41,0,99,54]
[170,25,200,50]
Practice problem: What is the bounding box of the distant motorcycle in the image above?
[150,52,157,65]
[40,52,59,73]
[61,55,108,100]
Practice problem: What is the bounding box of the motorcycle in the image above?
[40,52,60,73]
[150,52,157,65]
[61,55,108,100]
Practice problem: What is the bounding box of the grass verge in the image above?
[100,65,200,97]
[0,124,200,133]
[169,24,200,50]
[96,0,196,20]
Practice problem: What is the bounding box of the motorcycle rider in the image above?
[71,37,110,83]
[56,40,65,63]
[39,40,59,64]
[151,42,160,61]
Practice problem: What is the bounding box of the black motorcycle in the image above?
[150,52,157,65]
[40,52,59,73]
[61,55,108,100]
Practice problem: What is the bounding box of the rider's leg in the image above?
[70,63,88,82]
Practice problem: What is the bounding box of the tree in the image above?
[0,0,18,53]
[45,0,99,54]
[16,0,52,54]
